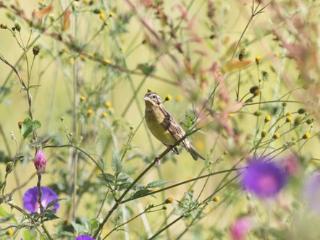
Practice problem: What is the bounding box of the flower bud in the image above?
[212,196,220,202]
[264,114,271,123]
[32,45,40,56]
[164,95,171,102]
[0,23,7,29]
[104,101,112,109]
[6,228,14,237]
[255,56,261,65]
[14,23,21,32]
[80,95,87,102]
[273,132,280,140]
[253,111,261,116]
[34,150,47,173]
[286,114,292,123]
[306,119,313,125]
[302,131,311,140]
[249,86,260,96]
[86,108,94,117]
[297,108,306,114]
[93,8,101,14]
[164,197,174,204]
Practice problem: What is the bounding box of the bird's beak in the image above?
[144,96,151,102]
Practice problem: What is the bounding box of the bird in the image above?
[144,91,204,160]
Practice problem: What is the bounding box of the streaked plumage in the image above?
[144,91,204,160]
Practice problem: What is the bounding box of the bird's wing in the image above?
[159,105,204,160]
[159,106,187,145]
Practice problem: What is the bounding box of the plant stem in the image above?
[93,129,200,238]
[120,167,240,203]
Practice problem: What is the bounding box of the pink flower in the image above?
[34,150,47,173]
[140,0,152,8]
[230,217,252,240]
[281,154,300,176]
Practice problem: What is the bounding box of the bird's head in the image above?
[144,91,162,107]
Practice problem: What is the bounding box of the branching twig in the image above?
[93,128,201,238]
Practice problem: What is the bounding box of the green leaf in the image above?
[23,229,37,240]
[99,173,115,185]
[0,206,14,224]
[112,151,122,175]
[0,206,11,218]
[181,110,197,130]
[72,222,86,234]
[116,173,133,190]
[146,179,167,189]
[20,118,41,139]
[131,188,152,199]
[137,63,155,75]
[177,191,200,217]
[43,211,59,221]
[0,86,10,96]
[0,150,10,163]
[89,218,99,232]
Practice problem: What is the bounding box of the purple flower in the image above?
[34,150,47,173]
[230,217,252,240]
[241,157,288,198]
[23,187,59,213]
[75,235,95,240]
[303,172,320,214]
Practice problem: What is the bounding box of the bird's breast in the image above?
[145,107,176,145]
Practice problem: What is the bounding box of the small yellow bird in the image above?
[144,91,204,160]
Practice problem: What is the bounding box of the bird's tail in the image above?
[187,145,205,161]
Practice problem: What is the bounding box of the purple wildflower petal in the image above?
[23,186,59,213]
[230,217,252,240]
[75,235,95,240]
[303,172,320,214]
[241,157,288,198]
